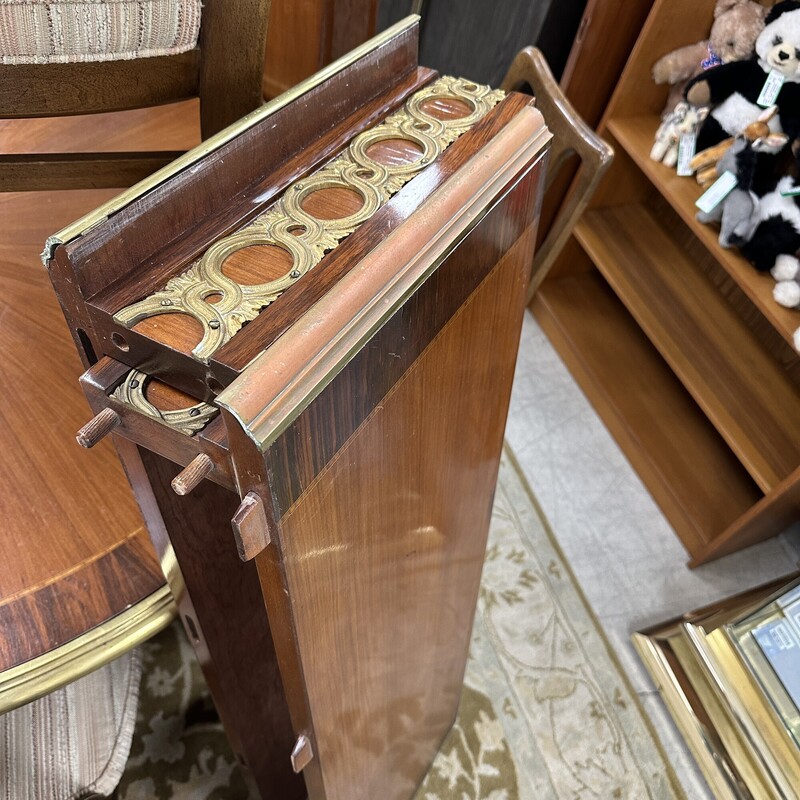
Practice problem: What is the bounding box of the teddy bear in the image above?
[685,1,800,153]
[653,0,771,115]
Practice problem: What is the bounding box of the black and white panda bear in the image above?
[686,0,800,153]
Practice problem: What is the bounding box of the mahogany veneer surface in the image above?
[270,215,535,799]
[41,22,550,796]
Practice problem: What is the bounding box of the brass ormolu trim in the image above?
[0,584,175,714]
[41,15,421,265]
[217,108,551,450]
[113,77,505,363]
[112,369,218,434]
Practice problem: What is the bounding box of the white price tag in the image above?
[677,133,696,177]
[696,170,738,214]
[758,69,785,107]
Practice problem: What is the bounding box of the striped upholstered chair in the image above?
[0,0,271,191]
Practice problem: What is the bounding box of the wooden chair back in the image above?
[502,46,613,302]
[0,0,271,192]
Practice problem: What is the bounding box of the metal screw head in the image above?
[189,408,201,417]
[295,183,303,190]
[208,320,220,330]
[160,299,173,306]
[290,270,301,279]
[129,379,140,389]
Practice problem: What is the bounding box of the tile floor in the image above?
[505,311,800,799]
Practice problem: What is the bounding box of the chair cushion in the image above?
[0,1,201,65]
[0,649,142,799]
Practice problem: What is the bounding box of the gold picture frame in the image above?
[633,574,800,800]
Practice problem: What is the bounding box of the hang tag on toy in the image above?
[695,170,738,213]
[781,185,800,197]
[758,69,785,107]
[677,133,696,177]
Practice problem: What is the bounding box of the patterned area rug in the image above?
[117,447,683,799]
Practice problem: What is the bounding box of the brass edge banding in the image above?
[41,15,421,266]
[113,369,218,434]
[113,77,505,363]
[217,114,551,450]
[0,585,175,714]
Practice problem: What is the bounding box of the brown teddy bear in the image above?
[652,0,772,114]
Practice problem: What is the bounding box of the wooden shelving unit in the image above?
[535,0,800,565]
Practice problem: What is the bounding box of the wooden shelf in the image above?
[538,0,800,562]
[606,115,800,350]
[533,270,762,558]
[575,204,800,493]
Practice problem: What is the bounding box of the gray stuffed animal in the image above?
[696,138,760,246]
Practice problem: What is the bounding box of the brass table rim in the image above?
[0,585,175,714]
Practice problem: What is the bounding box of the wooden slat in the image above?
[576,204,800,492]
[533,271,763,559]
[560,0,655,129]
[263,0,378,99]
[0,152,183,191]
[197,0,271,137]
[0,51,200,118]
[606,115,800,349]
[690,467,800,565]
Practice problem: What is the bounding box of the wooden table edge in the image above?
[0,584,175,713]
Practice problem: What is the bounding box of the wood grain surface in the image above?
[263,0,378,98]
[197,0,272,137]
[266,210,533,800]
[133,450,305,798]
[212,104,546,797]
[266,164,543,512]
[0,151,183,192]
[0,97,199,674]
[0,51,200,118]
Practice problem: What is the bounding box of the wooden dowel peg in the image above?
[76,408,120,448]
[290,734,314,774]
[171,454,214,496]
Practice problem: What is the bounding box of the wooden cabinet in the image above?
[535,0,800,566]
[45,20,551,798]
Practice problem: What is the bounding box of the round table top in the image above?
[0,101,200,708]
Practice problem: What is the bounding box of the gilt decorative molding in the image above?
[114,76,505,363]
[113,370,218,434]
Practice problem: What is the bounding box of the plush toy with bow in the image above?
[686,1,800,152]
[653,0,771,115]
